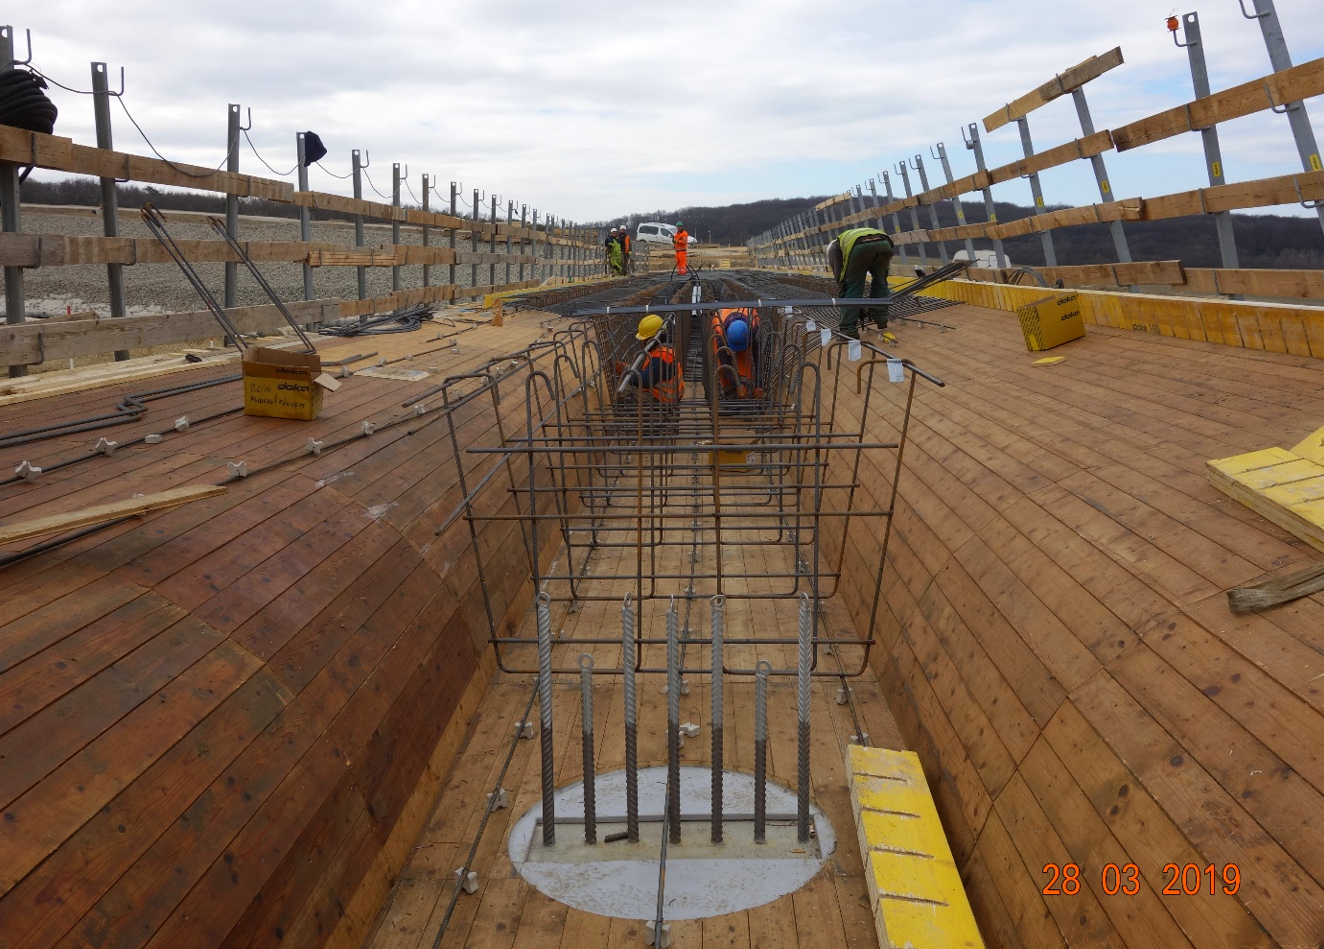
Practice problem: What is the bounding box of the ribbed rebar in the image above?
[754,659,770,844]
[796,592,812,843]
[537,591,555,846]
[579,653,596,845]
[666,596,681,845]
[622,593,639,843]
[710,595,725,844]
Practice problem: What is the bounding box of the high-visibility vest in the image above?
[673,230,689,252]
[646,346,684,403]
[710,310,761,397]
[838,227,892,266]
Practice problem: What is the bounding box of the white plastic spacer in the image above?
[487,787,509,810]
[15,460,41,482]
[835,687,850,706]
[454,868,479,894]
[339,365,351,379]
[361,421,376,435]
[144,433,164,444]
[514,721,534,739]
[413,403,427,416]
[227,461,248,479]
[679,722,701,738]
[850,733,870,746]
[307,438,323,456]
[174,416,189,432]
[95,437,117,456]
[644,920,671,947]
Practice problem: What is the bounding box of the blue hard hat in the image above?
[725,317,751,352]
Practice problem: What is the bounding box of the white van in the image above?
[636,222,696,246]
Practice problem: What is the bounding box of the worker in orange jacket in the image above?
[672,221,689,275]
[710,308,762,399]
[624,314,685,403]
[619,225,632,274]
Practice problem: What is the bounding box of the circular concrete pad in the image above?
[508,765,835,920]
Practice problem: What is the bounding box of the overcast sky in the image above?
[19,0,1324,224]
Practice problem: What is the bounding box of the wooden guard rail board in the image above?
[760,54,1324,250]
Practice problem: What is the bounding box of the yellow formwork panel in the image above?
[1291,425,1324,466]
[847,746,985,949]
[1237,458,1324,490]
[1207,447,1298,477]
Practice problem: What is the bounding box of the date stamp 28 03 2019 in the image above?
[1041,862,1241,897]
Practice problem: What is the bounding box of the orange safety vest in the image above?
[673,229,689,252]
[646,346,685,403]
[711,310,761,398]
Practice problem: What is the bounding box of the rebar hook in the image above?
[1171,14,1197,48]
[929,143,947,160]
[909,155,924,171]
[961,123,978,148]
[1265,81,1294,113]
[231,104,252,132]
[0,27,33,68]
[1236,0,1269,18]
[1294,177,1322,209]
[91,62,126,96]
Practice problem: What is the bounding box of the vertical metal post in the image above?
[754,659,769,844]
[796,593,812,844]
[894,163,927,266]
[520,205,528,283]
[963,123,1008,268]
[296,133,315,302]
[666,596,681,845]
[622,594,639,843]
[1,28,25,378]
[352,150,367,300]
[471,188,480,291]
[710,595,724,844]
[934,143,978,262]
[910,155,949,265]
[579,654,596,845]
[1071,88,1134,276]
[224,104,241,308]
[1016,117,1058,267]
[421,173,431,288]
[537,592,555,846]
[1245,0,1324,235]
[91,62,129,361]
[532,210,540,283]
[449,182,458,290]
[881,172,910,266]
[505,200,514,286]
[489,194,497,290]
[391,163,402,293]
[1177,12,1241,281]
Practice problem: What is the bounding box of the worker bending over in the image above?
[627,315,684,403]
[710,307,763,399]
[673,221,689,275]
[826,227,894,338]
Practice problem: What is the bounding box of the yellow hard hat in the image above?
[636,314,664,341]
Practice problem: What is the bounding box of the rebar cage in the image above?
[448,273,944,680]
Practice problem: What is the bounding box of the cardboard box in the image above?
[242,347,336,420]
[1016,292,1085,351]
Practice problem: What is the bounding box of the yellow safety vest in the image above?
[838,227,891,266]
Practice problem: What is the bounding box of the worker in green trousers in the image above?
[826,227,894,338]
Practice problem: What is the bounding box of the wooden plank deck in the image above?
[827,303,1324,949]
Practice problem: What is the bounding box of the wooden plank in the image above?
[984,48,1125,131]
[0,484,226,545]
[1112,57,1324,152]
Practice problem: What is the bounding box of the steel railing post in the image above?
[352,150,366,300]
[934,143,978,262]
[962,123,1008,268]
[296,133,315,302]
[91,62,129,361]
[1016,116,1059,266]
[1,27,25,378]
[224,104,241,308]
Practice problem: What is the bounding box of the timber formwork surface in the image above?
[827,303,1324,949]
[0,316,562,949]
[363,533,906,949]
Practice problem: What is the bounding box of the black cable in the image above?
[116,95,233,178]
[24,64,98,96]
[0,69,57,180]
[242,128,296,177]
[360,166,392,201]
[319,303,435,337]
[314,160,353,180]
